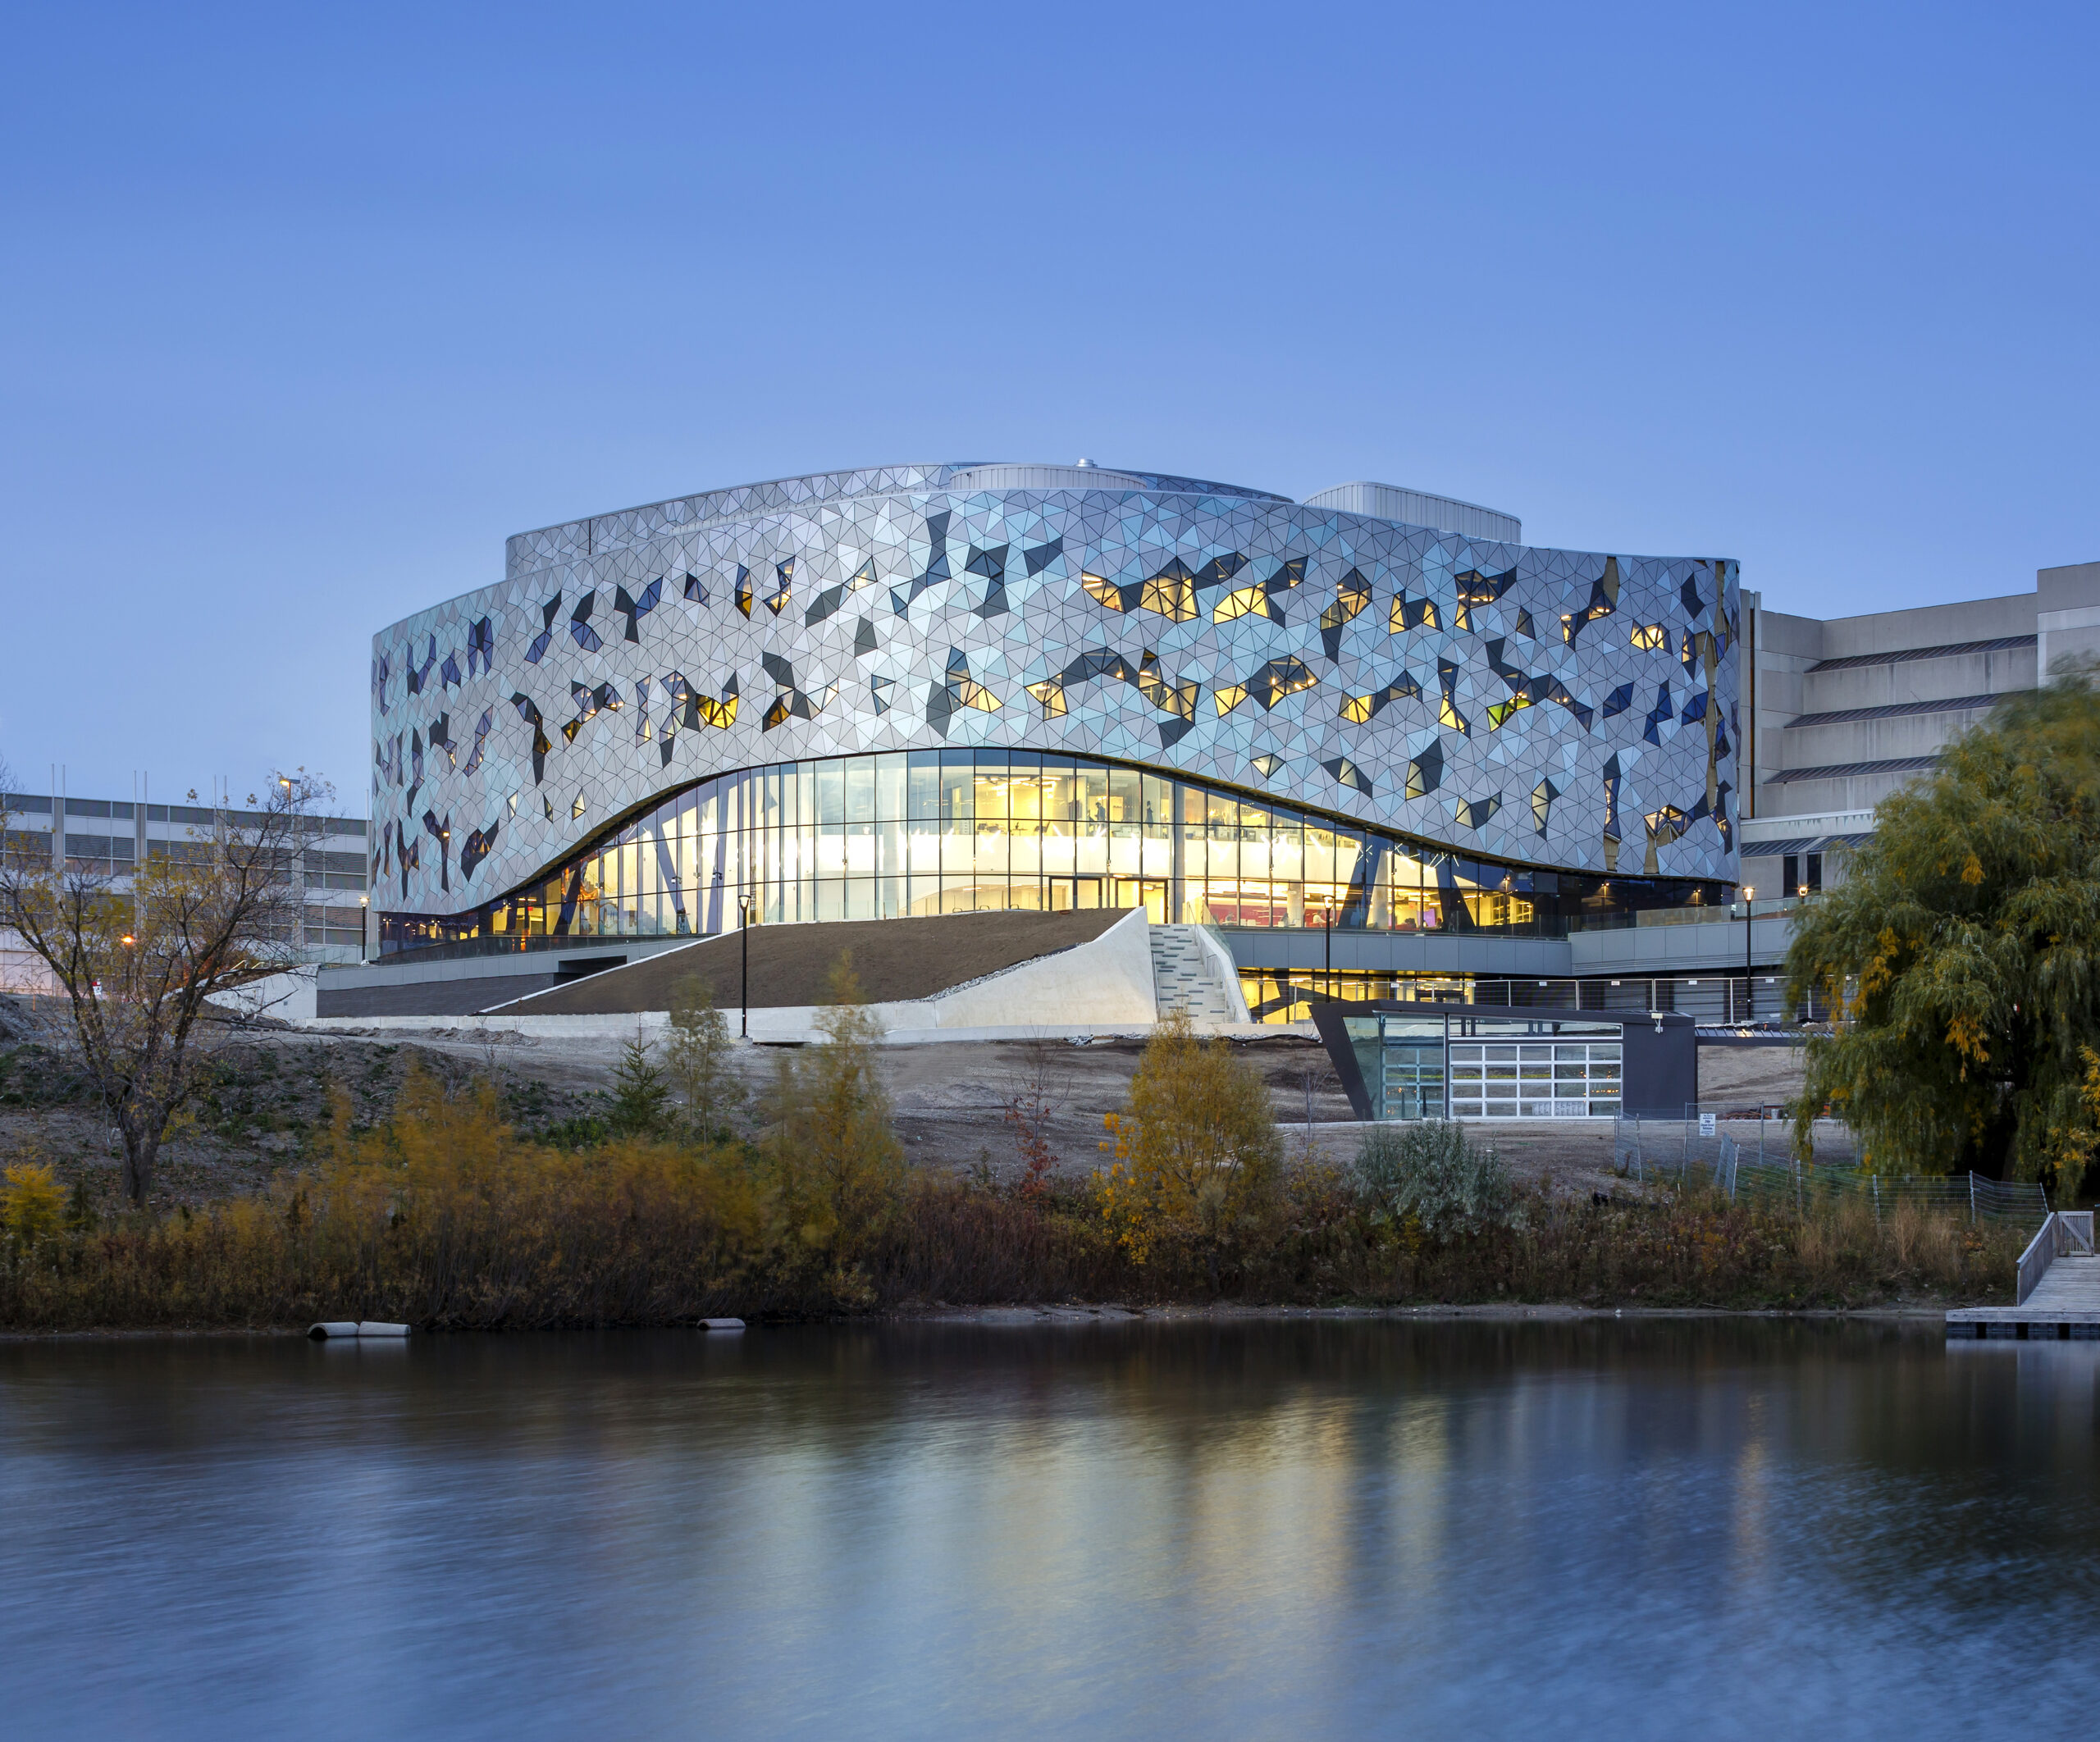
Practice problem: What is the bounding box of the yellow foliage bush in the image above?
[308,1065,767,1325]
[757,955,902,1278]
[1094,1014,1279,1284]
[1,1163,63,1245]
[0,1051,2037,1328]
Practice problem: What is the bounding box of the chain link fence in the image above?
[1612,1109,2050,1226]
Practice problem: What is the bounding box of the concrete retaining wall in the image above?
[294,909,1230,1044]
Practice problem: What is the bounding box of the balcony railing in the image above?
[1567,895,1804,934]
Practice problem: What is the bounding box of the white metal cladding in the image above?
[369,463,1741,914]
[1302,482,1522,545]
[945,464,1153,493]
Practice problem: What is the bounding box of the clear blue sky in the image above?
[2,1,2094,807]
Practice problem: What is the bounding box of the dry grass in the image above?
[0,1070,2025,1329]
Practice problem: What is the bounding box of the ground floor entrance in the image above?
[1314,1005,1684,1123]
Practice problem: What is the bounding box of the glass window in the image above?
[1108,767,1141,824]
[1038,820,1075,876]
[877,819,906,879]
[845,759,874,823]
[388,746,1729,969]
[814,824,847,878]
[972,771,1010,824]
[1141,772,1170,828]
[1006,755,1043,820]
[907,751,942,819]
[1009,804,1042,878]
[875,753,906,821]
[815,759,846,825]
[906,816,942,876]
[940,759,974,823]
[1074,764,1107,824]
[1075,802,1109,876]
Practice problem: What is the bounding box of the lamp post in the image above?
[737,893,753,1039]
[1741,885,1754,1024]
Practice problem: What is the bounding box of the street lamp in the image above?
[1323,896,1331,1002]
[1741,885,1755,1024]
[737,893,753,1038]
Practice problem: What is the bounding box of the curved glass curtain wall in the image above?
[380,750,1719,955]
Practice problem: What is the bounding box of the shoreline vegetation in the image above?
[0,969,2022,1334]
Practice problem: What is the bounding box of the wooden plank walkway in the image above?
[1947,1211,2100,1338]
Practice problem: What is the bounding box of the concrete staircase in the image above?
[1148,925,1237,1024]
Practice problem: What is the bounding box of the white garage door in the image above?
[1446,1042,1622,1120]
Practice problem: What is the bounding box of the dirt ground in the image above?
[0,987,1807,1213]
[1696,1042,1810,1110]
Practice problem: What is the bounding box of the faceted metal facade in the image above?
[369,463,1741,919]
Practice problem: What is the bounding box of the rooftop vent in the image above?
[1303,481,1521,545]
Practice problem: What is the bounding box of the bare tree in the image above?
[0,767,330,1205]
[665,974,742,1138]
[1002,1031,1074,1200]
[1288,1060,1336,1133]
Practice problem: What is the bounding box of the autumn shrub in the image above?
[304,1067,770,1325]
[0,1060,2034,1329]
[866,1174,1122,1306]
[1355,1123,1518,1239]
[758,956,906,1302]
[1095,1014,1281,1288]
[1,1162,63,1245]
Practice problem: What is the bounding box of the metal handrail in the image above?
[2018,1217,2057,1306]
[2016,1211,2094,1306]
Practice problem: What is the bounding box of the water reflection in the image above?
[2,1323,2097,1740]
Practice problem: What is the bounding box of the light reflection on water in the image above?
[2,1323,2097,1740]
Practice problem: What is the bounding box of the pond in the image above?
[1,1320,2095,1739]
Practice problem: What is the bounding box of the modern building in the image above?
[334,463,1746,1024]
[1314,1002,1697,1123]
[1742,559,2100,894]
[0,782,369,991]
[330,459,2096,1037]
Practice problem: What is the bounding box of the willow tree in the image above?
[0,770,326,1204]
[1786,673,2100,1193]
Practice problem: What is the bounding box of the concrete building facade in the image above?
[1740,559,2100,900]
[0,783,369,991]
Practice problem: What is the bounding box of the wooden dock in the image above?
[1947,1211,2100,1338]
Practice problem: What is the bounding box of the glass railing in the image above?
[1566,896,1804,933]
[369,930,699,967]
